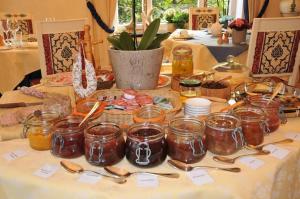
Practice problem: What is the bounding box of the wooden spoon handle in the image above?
[220,100,244,112]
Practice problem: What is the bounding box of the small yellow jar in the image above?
[172,45,193,76]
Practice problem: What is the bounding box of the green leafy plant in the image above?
[164,8,176,23]
[173,11,189,29]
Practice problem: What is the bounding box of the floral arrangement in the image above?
[229,18,251,31]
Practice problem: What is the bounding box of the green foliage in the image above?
[107,18,170,51]
[172,11,189,28]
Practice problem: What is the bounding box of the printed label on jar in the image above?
[135,142,151,166]
[89,141,104,164]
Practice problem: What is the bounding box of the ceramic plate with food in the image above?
[157,75,171,88]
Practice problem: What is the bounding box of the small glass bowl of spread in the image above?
[167,116,206,163]
[179,79,201,98]
[126,122,167,167]
[84,122,125,166]
[24,110,60,151]
[205,112,244,155]
[233,105,268,146]
[51,115,86,158]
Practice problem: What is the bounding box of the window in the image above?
[117,0,230,25]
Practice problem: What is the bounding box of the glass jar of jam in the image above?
[205,112,244,155]
[23,111,60,151]
[51,116,85,158]
[84,122,125,166]
[233,106,269,146]
[172,45,193,77]
[248,95,286,133]
[167,116,206,164]
[133,105,166,123]
[126,122,167,167]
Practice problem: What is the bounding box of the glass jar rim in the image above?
[180,79,201,87]
[248,95,280,108]
[84,122,121,141]
[168,116,205,137]
[206,112,241,131]
[53,115,85,134]
[133,105,166,123]
[127,122,165,142]
[25,110,60,127]
[233,106,266,122]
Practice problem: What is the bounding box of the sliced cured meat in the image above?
[111,99,128,106]
[123,89,137,100]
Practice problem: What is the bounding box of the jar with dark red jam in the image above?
[84,122,125,166]
[126,123,167,167]
[248,95,286,133]
[233,106,269,146]
[51,116,85,158]
[167,116,206,164]
[205,112,244,155]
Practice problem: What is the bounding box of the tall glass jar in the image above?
[23,111,60,151]
[51,116,85,158]
[84,122,125,166]
[233,105,269,146]
[205,112,244,155]
[167,116,206,164]
[248,95,286,133]
[126,123,167,167]
[172,45,193,77]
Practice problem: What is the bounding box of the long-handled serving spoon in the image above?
[60,160,127,184]
[104,166,180,178]
[212,150,270,164]
[78,101,100,127]
[167,159,241,172]
[247,138,293,151]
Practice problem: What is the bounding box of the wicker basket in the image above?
[89,89,182,125]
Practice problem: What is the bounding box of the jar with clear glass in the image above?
[233,105,269,146]
[205,112,244,155]
[172,45,193,77]
[23,111,60,151]
[126,122,167,167]
[51,115,85,158]
[84,122,125,166]
[248,95,286,133]
[133,105,166,123]
[167,116,206,163]
[179,79,201,98]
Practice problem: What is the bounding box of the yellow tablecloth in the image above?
[0,120,299,199]
[0,43,40,93]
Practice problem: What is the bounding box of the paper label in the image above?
[78,171,102,184]
[3,150,27,161]
[187,169,214,186]
[34,164,59,178]
[263,144,290,159]
[239,157,265,169]
[136,173,159,188]
[285,132,300,141]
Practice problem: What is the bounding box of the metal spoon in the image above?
[167,159,241,173]
[213,150,270,164]
[247,138,293,151]
[104,166,180,178]
[60,160,127,184]
[78,101,100,127]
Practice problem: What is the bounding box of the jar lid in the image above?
[206,112,241,131]
[168,116,205,137]
[180,79,201,87]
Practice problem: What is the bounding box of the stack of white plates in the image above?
[184,98,212,117]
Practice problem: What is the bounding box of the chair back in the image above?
[36,18,87,77]
[247,17,300,85]
[189,7,219,30]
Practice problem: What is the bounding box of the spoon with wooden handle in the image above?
[213,150,270,164]
[267,82,284,105]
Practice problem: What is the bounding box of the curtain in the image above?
[89,0,117,70]
[247,0,281,23]
[229,0,244,18]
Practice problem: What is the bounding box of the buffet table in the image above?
[0,43,40,93]
[0,119,299,199]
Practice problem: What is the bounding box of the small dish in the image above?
[157,75,171,88]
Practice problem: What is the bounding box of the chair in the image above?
[188,7,219,30]
[0,13,33,36]
[247,17,300,86]
[36,18,88,77]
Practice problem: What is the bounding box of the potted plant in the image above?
[107,0,170,89]
[173,11,189,29]
[164,8,176,32]
[228,18,251,44]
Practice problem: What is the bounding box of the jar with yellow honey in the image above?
[23,111,60,150]
[172,45,193,77]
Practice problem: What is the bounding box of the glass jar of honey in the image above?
[84,122,125,166]
[179,79,201,98]
[167,116,206,164]
[172,45,193,77]
[205,112,244,155]
[133,105,166,123]
[23,111,60,151]
[233,105,269,146]
[248,95,286,133]
[51,115,86,158]
[126,122,167,167]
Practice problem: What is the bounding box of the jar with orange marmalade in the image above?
[23,111,60,151]
[172,45,193,77]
